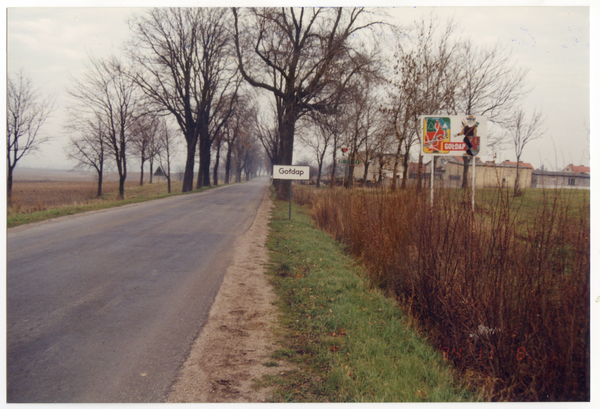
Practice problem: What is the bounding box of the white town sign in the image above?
[272,165,310,180]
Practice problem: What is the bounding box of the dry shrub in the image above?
[307,186,589,401]
[291,184,321,206]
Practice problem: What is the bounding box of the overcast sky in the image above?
[3,1,594,173]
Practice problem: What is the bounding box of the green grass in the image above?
[473,187,589,218]
[7,184,218,228]
[261,190,477,402]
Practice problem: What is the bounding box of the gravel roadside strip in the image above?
[166,187,291,402]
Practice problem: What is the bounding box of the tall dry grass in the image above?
[7,180,183,217]
[7,181,130,216]
[297,186,589,401]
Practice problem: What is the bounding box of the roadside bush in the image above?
[299,186,589,401]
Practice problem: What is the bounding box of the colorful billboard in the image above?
[421,115,487,156]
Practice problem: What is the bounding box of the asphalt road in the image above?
[6,177,270,403]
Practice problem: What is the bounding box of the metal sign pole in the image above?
[472,157,476,212]
[430,155,434,206]
[289,181,292,220]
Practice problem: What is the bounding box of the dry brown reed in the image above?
[296,185,589,401]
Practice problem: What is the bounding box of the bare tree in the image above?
[128,8,239,192]
[244,140,263,181]
[454,39,531,188]
[507,108,545,196]
[233,133,262,183]
[232,7,379,199]
[7,70,56,201]
[156,119,179,194]
[299,114,333,188]
[212,132,225,186]
[195,76,242,189]
[387,16,461,191]
[338,79,384,187]
[222,105,253,184]
[131,114,160,186]
[68,55,141,199]
[253,102,281,171]
[64,115,106,197]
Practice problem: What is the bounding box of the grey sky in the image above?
[4,1,593,172]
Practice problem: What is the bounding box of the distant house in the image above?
[408,161,430,179]
[531,164,590,189]
[563,164,591,174]
[349,153,590,190]
[353,152,405,187]
[438,156,481,187]
[501,160,534,170]
[439,156,529,189]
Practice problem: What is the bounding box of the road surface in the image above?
[6,177,270,403]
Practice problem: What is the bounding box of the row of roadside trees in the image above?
[296,15,545,196]
[7,8,545,201]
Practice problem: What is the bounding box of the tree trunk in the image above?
[235,163,243,183]
[391,143,402,191]
[346,150,357,189]
[225,143,232,184]
[377,156,384,187]
[276,112,296,200]
[119,173,126,199]
[7,166,14,203]
[149,158,154,184]
[213,139,221,186]
[114,149,126,199]
[416,153,423,193]
[316,163,322,188]
[166,159,172,194]
[196,140,203,189]
[182,136,197,192]
[330,141,338,188]
[514,162,521,196]
[197,132,211,188]
[363,160,370,184]
[139,159,144,186]
[401,150,410,190]
[96,167,103,197]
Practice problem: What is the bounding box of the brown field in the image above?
[8,168,183,217]
[9,181,135,214]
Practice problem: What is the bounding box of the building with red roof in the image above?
[563,164,590,174]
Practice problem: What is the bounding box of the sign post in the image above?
[430,155,434,206]
[272,165,310,220]
[420,115,487,210]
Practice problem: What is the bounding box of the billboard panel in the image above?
[421,115,487,156]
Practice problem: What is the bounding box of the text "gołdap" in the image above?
[278,167,305,177]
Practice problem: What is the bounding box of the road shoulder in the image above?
[166,186,290,403]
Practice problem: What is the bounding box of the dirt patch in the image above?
[166,187,291,403]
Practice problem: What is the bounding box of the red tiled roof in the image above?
[502,160,534,169]
[408,162,428,173]
[564,164,590,173]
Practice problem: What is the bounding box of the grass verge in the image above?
[7,184,218,228]
[302,185,589,401]
[260,190,477,402]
